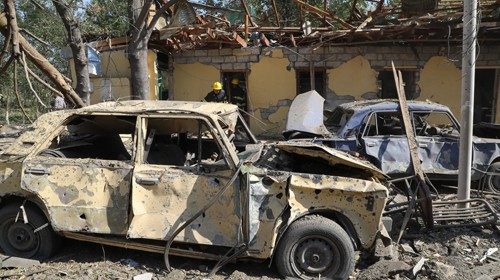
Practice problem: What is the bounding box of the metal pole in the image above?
[457,0,477,202]
[310,48,315,91]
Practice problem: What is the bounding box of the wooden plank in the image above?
[271,0,281,27]
[391,61,434,228]
[240,0,256,27]
[292,0,355,29]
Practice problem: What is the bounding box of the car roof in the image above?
[79,100,239,116]
[338,99,450,113]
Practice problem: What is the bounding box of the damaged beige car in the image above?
[0,101,388,279]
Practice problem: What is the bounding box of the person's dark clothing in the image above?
[204,89,227,102]
[230,86,247,110]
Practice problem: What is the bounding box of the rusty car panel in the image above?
[22,157,132,234]
[288,174,387,249]
[0,100,390,279]
[128,165,241,247]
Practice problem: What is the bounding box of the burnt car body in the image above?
[0,101,388,279]
[285,92,500,192]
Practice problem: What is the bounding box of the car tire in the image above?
[0,203,60,259]
[483,162,500,194]
[275,215,355,280]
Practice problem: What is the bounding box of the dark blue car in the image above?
[285,92,500,192]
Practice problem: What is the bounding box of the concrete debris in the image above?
[400,243,416,255]
[357,260,411,280]
[133,272,153,280]
[433,261,457,278]
[0,254,40,269]
[412,257,426,276]
[480,248,498,263]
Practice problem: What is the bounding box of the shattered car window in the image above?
[41,114,136,160]
[413,111,459,137]
[364,112,404,136]
[324,107,352,133]
[144,117,227,167]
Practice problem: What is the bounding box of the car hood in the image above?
[285,90,330,136]
[275,141,386,179]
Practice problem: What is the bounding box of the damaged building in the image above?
[66,0,500,137]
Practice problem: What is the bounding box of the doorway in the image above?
[222,71,248,112]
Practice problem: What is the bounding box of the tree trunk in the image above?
[0,12,86,108]
[128,0,150,100]
[53,0,91,105]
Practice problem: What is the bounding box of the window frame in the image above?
[136,114,237,170]
[295,68,327,97]
[31,112,138,163]
[411,110,460,136]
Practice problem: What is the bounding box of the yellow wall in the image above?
[89,78,131,104]
[248,49,296,135]
[418,56,462,118]
[69,49,157,101]
[172,63,220,101]
[327,55,378,99]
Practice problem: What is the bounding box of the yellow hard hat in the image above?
[212,82,222,90]
[231,78,239,85]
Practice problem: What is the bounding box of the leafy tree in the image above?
[82,0,129,37]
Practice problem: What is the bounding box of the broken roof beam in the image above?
[188,1,242,13]
[292,0,355,29]
[271,0,281,27]
[240,0,257,27]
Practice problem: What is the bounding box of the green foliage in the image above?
[206,0,372,27]
[81,0,129,37]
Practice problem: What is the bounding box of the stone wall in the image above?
[170,44,500,136]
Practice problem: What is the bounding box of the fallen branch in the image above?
[0,12,85,107]
[5,0,20,56]
[27,66,64,98]
[20,51,48,108]
[13,59,33,123]
[20,28,50,47]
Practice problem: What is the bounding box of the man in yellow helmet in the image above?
[204,81,227,103]
[229,78,247,111]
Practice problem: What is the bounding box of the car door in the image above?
[413,111,460,176]
[21,113,137,234]
[127,115,242,247]
[361,111,412,175]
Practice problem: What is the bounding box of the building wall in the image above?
[170,44,500,136]
[69,48,159,103]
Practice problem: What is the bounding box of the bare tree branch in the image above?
[5,0,20,56]
[13,59,33,123]
[27,66,64,98]
[20,28,50,47]
[20,51,48,108]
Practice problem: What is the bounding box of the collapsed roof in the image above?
[151,0,500,51]
[91,0,500,52]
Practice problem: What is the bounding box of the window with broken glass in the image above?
[142,117,228,169]
[40,114,137,160]
[412,111,459,137]
[364,112,405,136]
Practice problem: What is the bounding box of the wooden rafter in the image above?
[292,0,355,29]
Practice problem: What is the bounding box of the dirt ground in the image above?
[0,191,497,279]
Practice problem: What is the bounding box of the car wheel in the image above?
[275,215,355,280]
[0,203,59,259]
[483,162,500,194]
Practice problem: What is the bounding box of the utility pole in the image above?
[457,0,477,202]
